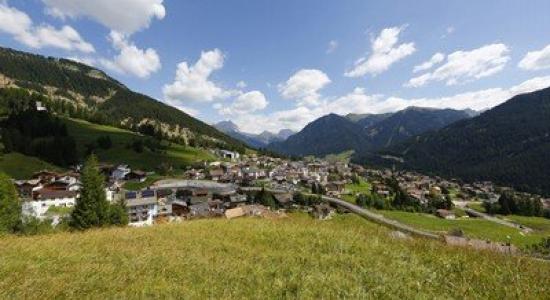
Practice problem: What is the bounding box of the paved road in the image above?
[243,187,441,240]
[463,208,532,232]
[319,195,441,240]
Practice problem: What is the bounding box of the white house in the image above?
[36,101,47,111]
[220,150,240,161]
[22,190,77,219]
[125,190,158,226]
[112,165,131,181]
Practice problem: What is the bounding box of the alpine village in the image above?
[0,1,550,299]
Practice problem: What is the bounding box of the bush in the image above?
[448,228,464,237]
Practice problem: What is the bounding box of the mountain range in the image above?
[214,120,294,149]
[267,107,474,156]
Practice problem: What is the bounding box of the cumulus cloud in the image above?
[234,76,550,134]
[163,49,234,103]
[413,52,445,73]
[99,31,160,78]
[345,26,415,77]
[518,45,550,71]
[326,40,338,54]
[218,91,268,116]
[0,1,94,53]
[278,69,331,106]
[406,43,510,87]
[42,0,165,35]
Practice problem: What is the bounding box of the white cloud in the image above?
[99,31,160,78]
[218,91,268,116]
[406,43,510,87]
[518,44,550,71]
[278,69,331,106]
[0,1,94,53]
[345,26,415,77]
[42,0,165,35]
[163,49,234,103]
[233,76,550,134]
[413,52,445,73]
[326,40,338,54]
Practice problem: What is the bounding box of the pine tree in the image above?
[70,155,110,229]
[109,199,129,226]
[0,172,21,233]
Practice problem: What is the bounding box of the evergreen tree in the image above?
[70,155,110,229]
[0,172,21,233]
[255,188,277,209]
[498,192,513,215]
[109,200,129,226]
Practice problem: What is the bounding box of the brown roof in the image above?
[35,189,77,200]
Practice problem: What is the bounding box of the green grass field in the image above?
[375,210,549,248]
[0,213,548,299]
[64,118,214,171]
[0,152,63,179]
[503,215,550,231]
[342,179,372,203]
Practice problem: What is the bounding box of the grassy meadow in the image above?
[0,214,548,299]
[0,152,64,179]
[64,118,214,170]
[376,210,550,248]
[342,178,372,203]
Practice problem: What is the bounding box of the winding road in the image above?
[242,187,441,240]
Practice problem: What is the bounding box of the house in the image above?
[326,181,346,194]
[112,165,131,180]
[228,194,248,207]
[36,101,47,111]
[156,189,174,216]
[436,209,456,219]
[172,200,189,216]
[209,168,225,181]
[220,150,240,161]
[125,170,147,182]
[14,179,43,198]
[126,191,158,226]
[242,167,265,180]
[22,189,77,218]
[32,170,59,183]
[189,202,210,217]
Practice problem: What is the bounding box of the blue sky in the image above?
[1,0,550,133]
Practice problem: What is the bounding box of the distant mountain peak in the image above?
[214,120,240,133]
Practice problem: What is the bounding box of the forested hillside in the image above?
[268,114,371,156]
[364,107,471,148]
[370,87,550,196]
[0,47,246,152]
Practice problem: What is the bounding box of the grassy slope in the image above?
[376,210,549,248]
[0,152,63,179]
[0,214,548,299]
[64,118,214,170]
